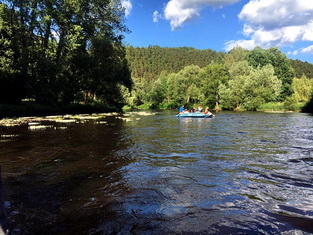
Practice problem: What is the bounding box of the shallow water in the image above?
[1,111,313,234]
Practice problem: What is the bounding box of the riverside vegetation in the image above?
[124,46,313,113]
[1,2,313,116]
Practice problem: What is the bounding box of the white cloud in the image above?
[239,0,313,30]
[287,50,299,55]
[121,0,132,17]
[225,0,313,51]
[302,20,313,41]
[153,11,160,23]
[302,45,313,54]
[163,0,240,30]
[224,39,255,51]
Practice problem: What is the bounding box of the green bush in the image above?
[284,96,298,111]
[258,102,285,111]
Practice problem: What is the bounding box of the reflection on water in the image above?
[1,111,313,234]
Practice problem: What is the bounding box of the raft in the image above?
[176,112,213,118]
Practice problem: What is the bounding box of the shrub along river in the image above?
[0,111,313,234]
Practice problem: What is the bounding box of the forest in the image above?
[0,0,132,113]
[1,1,313,115]
[124,46,313,112]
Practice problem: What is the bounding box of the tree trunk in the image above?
[43,20,51,49]
[215,95,221,111]
[56,28,65,62]
[167,95,171,104]
[186,95,190,103]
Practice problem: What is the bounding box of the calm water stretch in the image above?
[0,111,313,234]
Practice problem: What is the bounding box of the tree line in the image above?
[124,46,313,111]
[0,0,132,109]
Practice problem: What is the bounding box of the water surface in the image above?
[0,111,313,234]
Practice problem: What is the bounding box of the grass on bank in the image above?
[257,102,306,112]
[123,102,178,110]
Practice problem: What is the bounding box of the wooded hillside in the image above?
[290,60,313,78]
[126,46,313,82]
[126,46,224,81]
[124,46,313,112]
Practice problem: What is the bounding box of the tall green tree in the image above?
[219,61,252,110]
[246,47,294,100]
[178,65,201,103]
[199,63,230,109]
[219,62,282,110]
[292,75,313,103]
[145,79,166,105]
[0,3,22,104]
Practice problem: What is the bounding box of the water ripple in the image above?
[1,111,313,234]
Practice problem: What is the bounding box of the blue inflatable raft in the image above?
[176,112,214,118]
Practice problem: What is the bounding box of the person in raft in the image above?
[179,105,185,113]
[204,107,214,116]
[197,105,203,112]
[204,107,211,115]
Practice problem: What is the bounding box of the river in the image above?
[0,111,313,234]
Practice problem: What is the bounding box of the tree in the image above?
[224,46,248,69]
[171,73,188,105]
[186,83,202,104]
[127,77,145,107]
[178,65,201,103]
[146,79,166,105]
[219,63,282,111]
[292,75,313,103]
[199,63,230,109]
[244,65,282,110]
[86,36,131,108]
[0,3,22,104]
[219,61,252,110]
[246,47,294,100]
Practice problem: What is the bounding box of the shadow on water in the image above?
[0,117,137,234]
[0,111,313,234]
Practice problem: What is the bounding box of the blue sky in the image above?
[121,0,313,64]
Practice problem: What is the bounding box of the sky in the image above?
[121,0,313,64]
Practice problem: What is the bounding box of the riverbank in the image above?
[124,101,308,113]
[0,102,118,119]
[1,101,311,121]
[257,102,306,112]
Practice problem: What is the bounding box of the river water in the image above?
[1,111,313,234]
